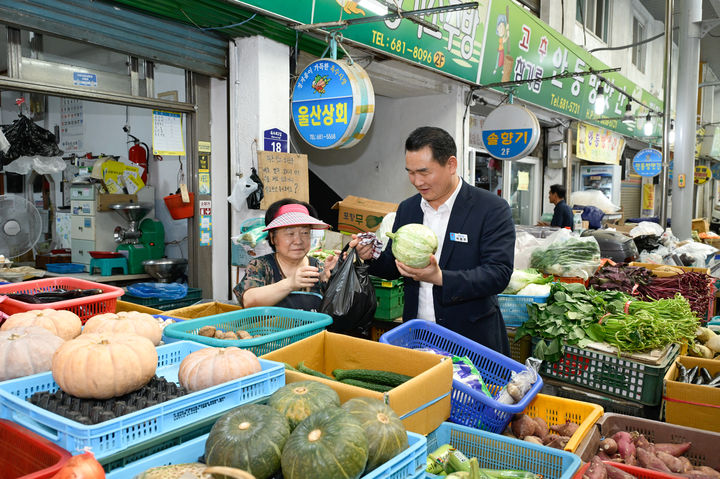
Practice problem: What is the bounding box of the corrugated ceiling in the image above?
[105,0,328,60]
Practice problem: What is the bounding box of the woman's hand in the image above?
[321,252,340,281]
[287,265,320,290]
[349,234,374,260]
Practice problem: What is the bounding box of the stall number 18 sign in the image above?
[264,128,288,153]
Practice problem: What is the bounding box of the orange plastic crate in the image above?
[0,419,71,478]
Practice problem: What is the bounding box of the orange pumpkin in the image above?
[0,326,65,381]
[52,333,157,399]
[83,311,162,345]
[178,347,261,392]
[1,309,81,340]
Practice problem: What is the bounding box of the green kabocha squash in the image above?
[341,397,409,472]
[386,223,438,268]
[205,404,290,479]
[267,380,340,430]
[281,407,369,479]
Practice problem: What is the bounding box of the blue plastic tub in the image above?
[497,292,550,327]
[379,319,543,433]
[425,422,581,479]
[0,341,284,459]
[163,307,333,355]
[45,263,86,274]
[107,430,427,479]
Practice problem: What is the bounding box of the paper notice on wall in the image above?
[152,110,185,155]
[60,98,84,152]
[518,171,530,191]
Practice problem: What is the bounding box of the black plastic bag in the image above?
[320,246,376,337]
[246,167,264,209]
[0,114,63,167]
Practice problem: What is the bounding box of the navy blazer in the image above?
[369,180,515,356]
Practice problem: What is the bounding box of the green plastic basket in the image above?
[540,343,680,406]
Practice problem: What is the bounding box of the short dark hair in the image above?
[405,126,456,166]
[550,184,566,199]
[264,198,318,251]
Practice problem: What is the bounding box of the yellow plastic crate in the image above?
[522,393,603,453]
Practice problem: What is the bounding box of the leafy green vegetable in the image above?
[502,269,553,294]
[529,237,601,278]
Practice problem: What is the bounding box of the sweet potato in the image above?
[584,456,608,479]
[637,447,672,473]
[678,457,694,473]
[599,438,618,456]
[680,473,717,479]
[533,417,549,439]
[695,467,720,479]
[603,463,637,479]
[524,436,543,445]
[545,436,571,449]
[597,451,612,461]
[654,442,692,457]
[656,450,686,473]
[511,414,537,439]
[635,435,653,452]
[543,434,561,445]
[612,431,636,460]
[625,455,638,467]
[550,421,580,437]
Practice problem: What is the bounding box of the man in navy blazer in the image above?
[354,126,515,355]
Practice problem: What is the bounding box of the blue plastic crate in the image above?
[425,422,581,479]
[497,292,550,327]
[107,430,427,479]
[379,320,543,434]
[163,307,333,355]
[0,341,284,459]
[45,263,86,273]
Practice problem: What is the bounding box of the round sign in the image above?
[291,59,375,150]
[695,165,712,185]
[481,105,540,160]
[632,148,662,177]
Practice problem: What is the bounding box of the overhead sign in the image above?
[291,58,375,149]
[481,104,540,160]
[632,149,662,177]
[237,0,664,139]
[576,123,625,165]
[695,165,712,185]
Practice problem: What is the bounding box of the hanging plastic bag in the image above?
[529,228,601,280]
[320,245,377,337]
[126,282,188,300]
[246,167,264,209]
[227,176,258,212]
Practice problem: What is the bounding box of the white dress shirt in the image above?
[416,178,463,322]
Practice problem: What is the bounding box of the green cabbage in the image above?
[386,223,438,268]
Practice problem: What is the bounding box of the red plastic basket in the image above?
[0,277,124,323]
[0,419,71,478]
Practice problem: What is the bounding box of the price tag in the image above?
[180,183,190,203]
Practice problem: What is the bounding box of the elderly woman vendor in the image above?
[233,199,338,311]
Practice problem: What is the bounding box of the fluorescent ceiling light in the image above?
[358,0,389,16]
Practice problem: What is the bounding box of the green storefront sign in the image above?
[479,0,663,138]
[236,0,663,139]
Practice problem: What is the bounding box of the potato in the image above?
[197,326,216,337]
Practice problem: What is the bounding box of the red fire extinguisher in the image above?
[127,134,150,184]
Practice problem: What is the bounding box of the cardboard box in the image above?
[692,218,710,233]
[97,193,138,212]
[166,302,241,319]
[116,300,163,315]
[332,195,397,234]
[664,356,720,432]
[261,331,452,434]
[611,223,638,235]
[628,262,710,277]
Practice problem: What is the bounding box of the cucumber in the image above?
[284,362,299,372]
[296,361,334,380]
[332,368,412,387]
[339,378,393,392]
